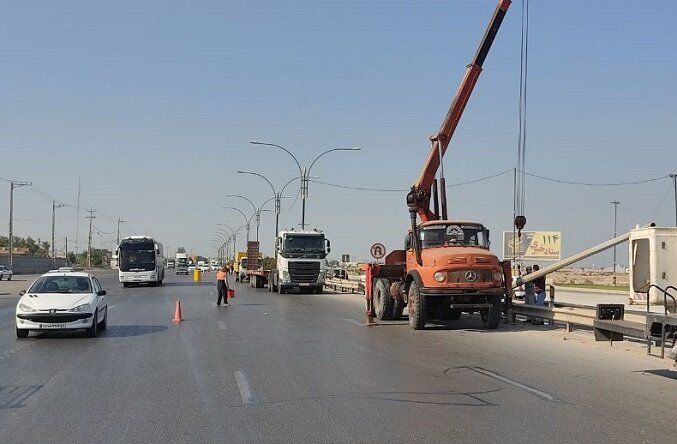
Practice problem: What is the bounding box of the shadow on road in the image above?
[32,325,168,339]
[163,281,214,287]
[635,369,677,381]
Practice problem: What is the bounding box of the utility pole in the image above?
[611,201,620,286]
[8,180,31,268]
[670,174,677,226]
[65,236,68,265]
[86,209,96,268]
[116,218,127,246]
[52,200,66,264]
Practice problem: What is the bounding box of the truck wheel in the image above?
[407,281,426,330]
[373,278,393,320]
[392,296,405,320]
[279,285,286,294]
[449,309,462,320]
[480,295,501,330]
[314,287,323,294]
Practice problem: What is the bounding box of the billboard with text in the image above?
[503,231,561,261]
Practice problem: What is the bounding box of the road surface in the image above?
[0,271,675,443]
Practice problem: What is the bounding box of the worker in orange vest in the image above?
[216,266,230,306]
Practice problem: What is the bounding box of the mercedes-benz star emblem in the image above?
[464,271,477,282]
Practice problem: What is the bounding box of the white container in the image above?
[629,226,677,309]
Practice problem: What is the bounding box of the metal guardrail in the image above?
[324,278,363,294]
[508,300,648,333]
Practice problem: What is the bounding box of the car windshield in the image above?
[419,223,490,249]
[28,276,92,294]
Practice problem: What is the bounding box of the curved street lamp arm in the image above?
[249,141,303,175]
[222,207,249,227]
[307,147,361,175]
[280,176,303,195]
[237,171,277,197]
[225,194,257,214]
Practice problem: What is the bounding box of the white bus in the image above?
[117,236,165,287]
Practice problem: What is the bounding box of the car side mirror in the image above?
[19,290,26,296]
[98,290,107,296]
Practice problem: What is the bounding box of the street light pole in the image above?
[611,200,620,286]
[8,180,31,268]
[670,173,677,226]
[236,170,300,245]
[250,141,360,230]
[116,218,127,246]
[222,207,251,242]
[52,200,66,264]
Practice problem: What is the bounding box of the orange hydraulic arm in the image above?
[406,0,511,223]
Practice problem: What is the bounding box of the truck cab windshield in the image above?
[419,224,490,249]
[280,235,326,259]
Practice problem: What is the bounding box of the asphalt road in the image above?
[1,270,675,443]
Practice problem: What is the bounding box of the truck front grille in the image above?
[288,262,320,283]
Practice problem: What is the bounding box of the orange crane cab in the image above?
[365,0,512,329]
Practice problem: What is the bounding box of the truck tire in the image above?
[392,296,405,320]
[407,281,426,330]
[279,285,286,294]
[373,278,393,320]
[314,287,323,294]
[449,309,462,320]
[480,295,501,330]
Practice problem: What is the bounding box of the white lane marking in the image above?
[342,318,364,326]
[468,366,556,401]
[108,305,118,310]
[234,371,256,404]
[218,321,227,330]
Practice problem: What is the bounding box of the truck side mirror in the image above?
[326,239,331,253]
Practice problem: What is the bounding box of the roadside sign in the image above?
[503,231,561,261]
[370,243,386,260]
[341,254,350,263]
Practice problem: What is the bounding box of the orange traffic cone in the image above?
[172,300,183,322]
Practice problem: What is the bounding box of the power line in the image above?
[523,171,668,186]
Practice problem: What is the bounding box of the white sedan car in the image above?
[15,272,108,338]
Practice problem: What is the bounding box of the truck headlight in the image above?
[18,303,36,312]
[434,272,446,282]
[493,272,504,282]
[281,271,289,281]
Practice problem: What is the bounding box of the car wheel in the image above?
[7,275,11,281]
[16,327,29,338]
[86,310,99,337]
[99,307,107,330]
[0,275,3,280]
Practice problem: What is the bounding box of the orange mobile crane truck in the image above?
[366,0,513,330]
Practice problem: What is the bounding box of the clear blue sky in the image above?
[1,0,675,267]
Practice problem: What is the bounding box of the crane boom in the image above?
[406,0,511,222]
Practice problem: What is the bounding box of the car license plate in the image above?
[299,283,310,287]
[40,323,67,329]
